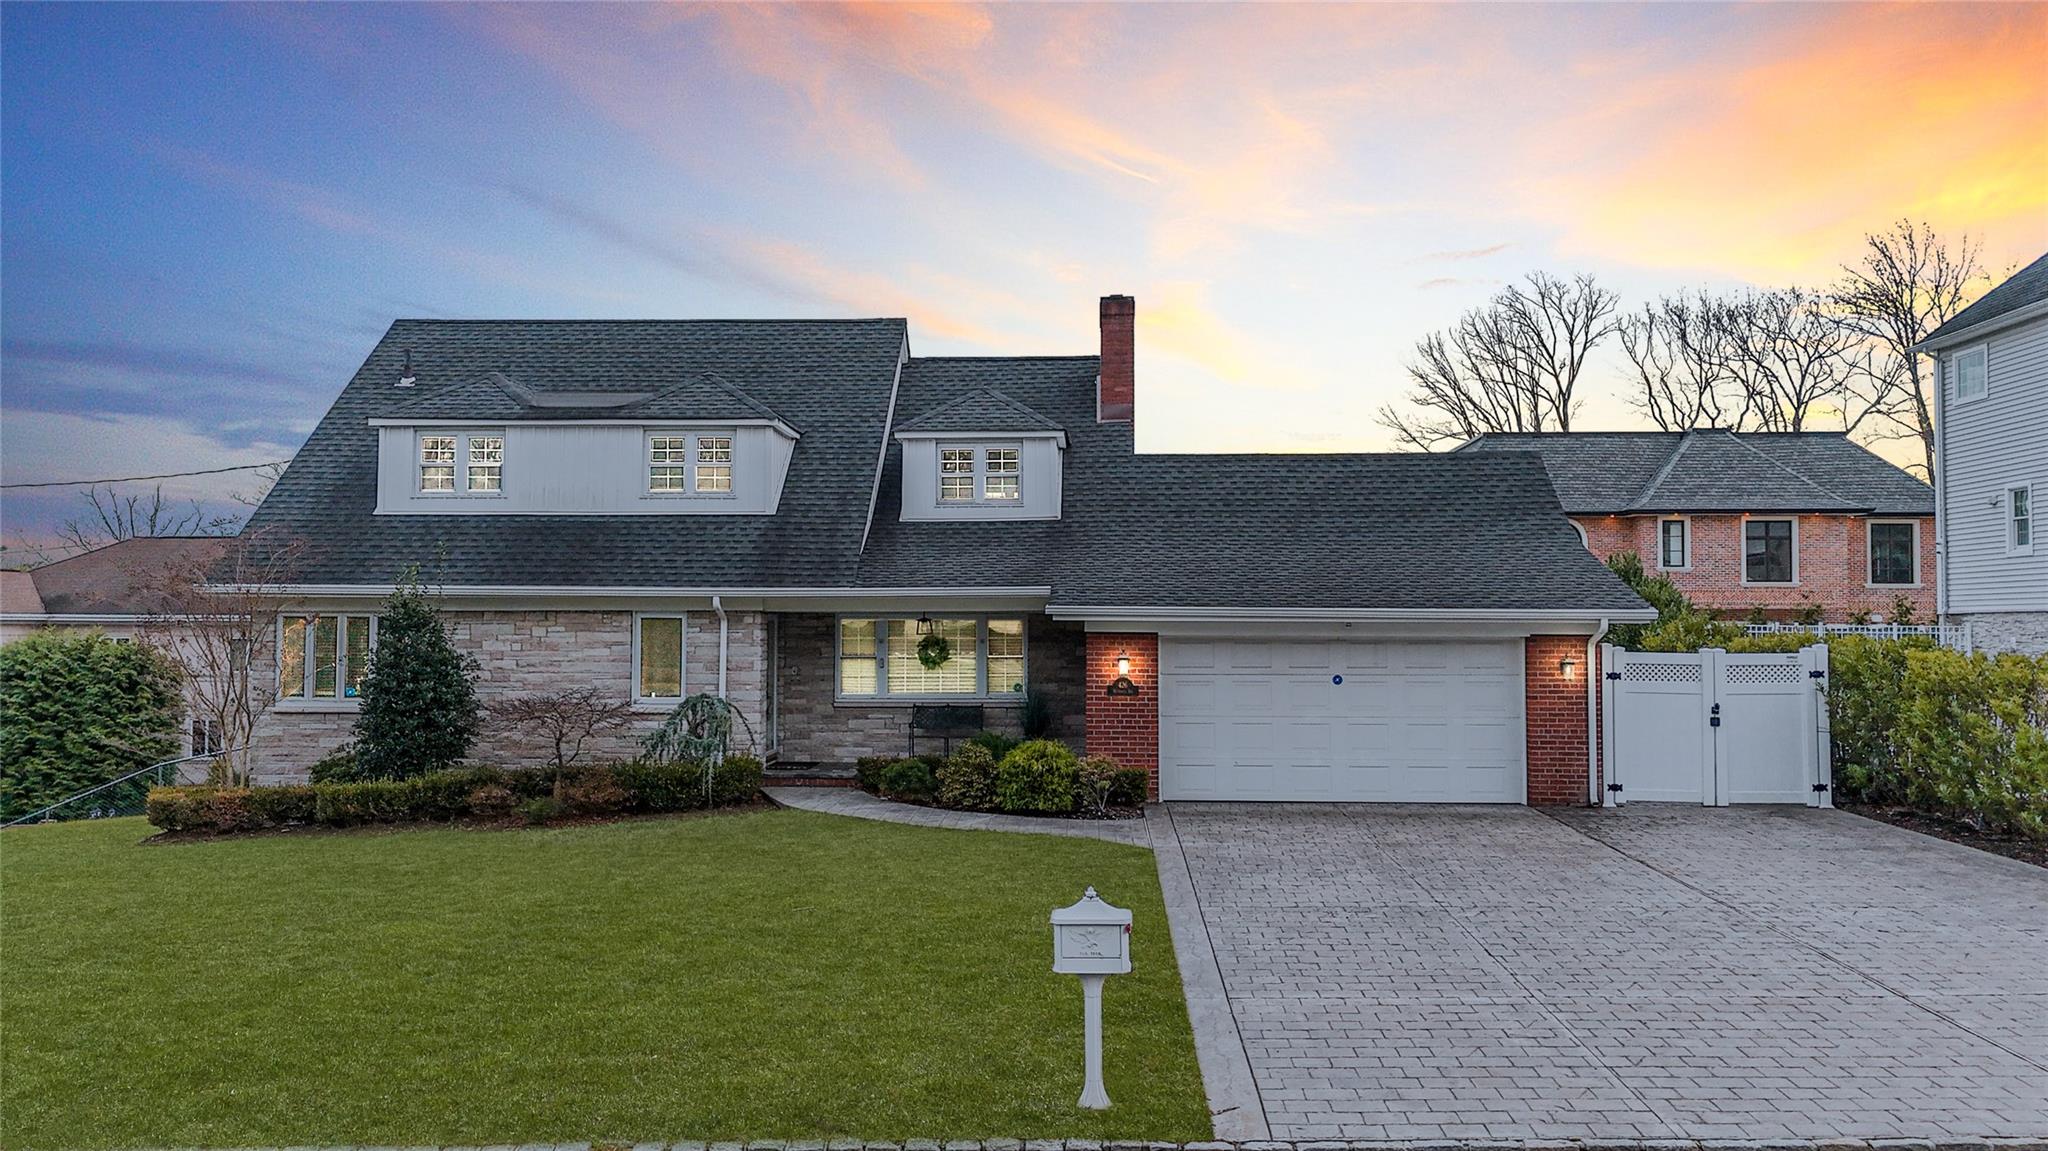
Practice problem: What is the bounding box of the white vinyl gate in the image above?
[1599,644,1832,806]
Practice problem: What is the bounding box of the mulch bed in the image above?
[1843,803,2047,868]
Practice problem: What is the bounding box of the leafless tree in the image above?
[1833,220,1989,481]
[488,689,637,787]
[1715,287,1872,432]
[1619,292,1742,431]
[60,484,240,552]
[1378,272,1620,450]
[138,528,308,788]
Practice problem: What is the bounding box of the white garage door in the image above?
[1160,638,1526,803]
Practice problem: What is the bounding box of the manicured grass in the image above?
[1,810,1210,1148]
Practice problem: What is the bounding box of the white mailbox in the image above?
[1051,887,1132,975]
[1050,886,1131,1110]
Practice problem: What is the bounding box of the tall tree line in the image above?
[1378,220,1992,481]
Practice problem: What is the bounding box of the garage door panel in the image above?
[1161,637,1525,803]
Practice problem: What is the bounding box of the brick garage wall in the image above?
[1571,513,1936,621]
[773,612,1086,765]
[1525,635,1594,806]
[1084,632,1158,800]
[250,609,769,783]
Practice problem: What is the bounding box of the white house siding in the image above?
[1938,314,2048,644]
[249,609,770,783]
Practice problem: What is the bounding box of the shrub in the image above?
[560,766,628,814]
[467,784,516,817]
[854,755,895,793]
[994,739,1080,814]
[1827,635,1936,803]
[146,784,316,833]
[307,745,362,783]
[0,631,184,821]
[519,796,561,826]
[352,572,480,780]
[243,784,317,827]
[612,754,763,811]
[314,779,422,826]
[967,730,1021,763]
[1108,767,1149,808]
[1075,756,1120,816]
[879,758,936,801]
[936,743,999,811]
[1892,648,2048,839]
[1020,690,1058,739]
[1601,552,1694,649]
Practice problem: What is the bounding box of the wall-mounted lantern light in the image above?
[1559,655,1579,680]
[1106,651,1140,697]
[915,613,934,636]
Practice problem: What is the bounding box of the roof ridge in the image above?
[897,386,1061,432]
[695,370,793,427]
[1722,431,1860,507]
[1626,429,1704,510]
[386,317,910,325]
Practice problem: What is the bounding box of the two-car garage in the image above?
[1157,637,1528,803]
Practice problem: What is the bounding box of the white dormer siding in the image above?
[896,432,1064,521]
[372,421,797,515]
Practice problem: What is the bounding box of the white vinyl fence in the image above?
[1742,621,1970,651]
[1601,644,1831,806]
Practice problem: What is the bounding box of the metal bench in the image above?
[909,704,984,758]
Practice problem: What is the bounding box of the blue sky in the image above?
[4,2,2044,554]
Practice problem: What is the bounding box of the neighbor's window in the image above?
[191,716,224,757]
[939,449,976,502]
[1744,519,1795,584]
[1659,518,1689,570]
[278,614,376,701]
[695,435,732,493]
[837,616,1027,698]
[419,435,456,492]
[1955,345,1987,400]
[466,435,503,492]
[637,615,684,700]
[2012,486,2034,553]
[1868,522,1917,586]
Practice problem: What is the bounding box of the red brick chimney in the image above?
[1098,294,1134,423]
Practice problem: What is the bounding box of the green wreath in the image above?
[916,631,952,670]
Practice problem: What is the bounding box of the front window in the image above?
[1659,518,1689,570]
[695,436,732,493]
[419,435,456,492]
[279,614,376,701]
[2013,486,2034,552]
[1744,519,1795,584]
[837,616,1028,699]
[936,444,1022,504]
[191,716,224,757]
[636,615,685,700]
[1868,522,1917,586]
[1955,345,1987,400]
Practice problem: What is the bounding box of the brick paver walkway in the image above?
[1163,803,2048,1143]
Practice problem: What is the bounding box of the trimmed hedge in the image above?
[858,736,1146,817]
[993,739,1081,814]
[0,630,186,821]
[147,756,765,835]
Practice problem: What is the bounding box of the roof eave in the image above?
[1914,296,2048,352]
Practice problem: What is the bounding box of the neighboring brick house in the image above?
[0,536,231,759]
[1460,430,1937,622]
[1917,250,2048,656]
[227,296,1657,806]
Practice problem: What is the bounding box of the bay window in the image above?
[278,613,376,702]
[837,616,1028,699]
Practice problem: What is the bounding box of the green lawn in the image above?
[1,809,1210,1149]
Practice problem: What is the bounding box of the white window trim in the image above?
[1739,516,1799,586]
[833,614,1030,705]
[644,429,738,499]
[1952,343,1988,403]
[1865,519,1921,588]
[2008,483,2036,557]
[935,442,1022,506]
[1656,516,1692,572]
[632,612,689,706]
[416,430,507,497]
[275,613,378,711]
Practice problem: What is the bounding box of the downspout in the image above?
[1929,349,1950,623]
[711,595,729,699]
[1586,618,1610,806]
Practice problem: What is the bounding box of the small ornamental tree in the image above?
[352,572,479,779]
[0,631,184,821]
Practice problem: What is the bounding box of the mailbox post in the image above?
[1050,886,1132,1110]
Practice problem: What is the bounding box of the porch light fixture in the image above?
[1559,655,1578,680]
[1106,651,1140,697]
[915,613,934,636]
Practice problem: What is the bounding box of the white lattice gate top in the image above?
[1599,644,1830,807]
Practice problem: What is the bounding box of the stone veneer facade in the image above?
[772,612,1086,765]
[250,609,769,783]
[1948,611,2048,657]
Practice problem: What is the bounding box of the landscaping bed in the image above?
[1,810,1209,1148]
[855,736,1148,821]
[1843,803,2048,868]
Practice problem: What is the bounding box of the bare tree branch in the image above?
[60,484,241,553]
[1619,292,1742,430]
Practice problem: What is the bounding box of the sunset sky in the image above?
[3,2,2044,552]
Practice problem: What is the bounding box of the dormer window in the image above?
[647,430,736,496]
[418,432,504,495]
[938,444,1021,504]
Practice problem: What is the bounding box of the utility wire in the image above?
[0,461,289,490]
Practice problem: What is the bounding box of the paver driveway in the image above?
[1162,803,2048,1141]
